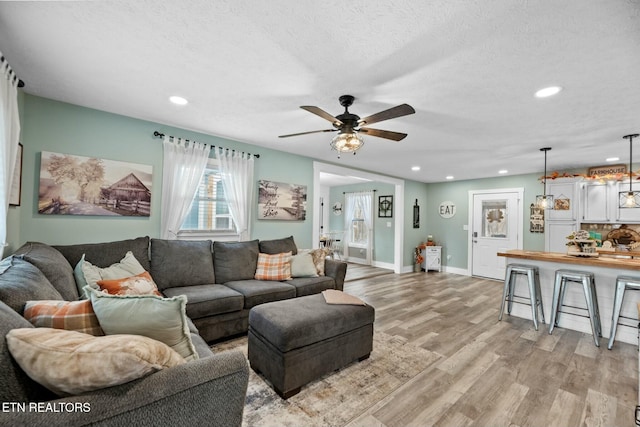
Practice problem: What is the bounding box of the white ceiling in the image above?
[1,0,639,183]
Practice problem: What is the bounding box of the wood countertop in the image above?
[497,249,640,271]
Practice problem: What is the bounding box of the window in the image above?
[180,161,234,233]
[349,203,368,247]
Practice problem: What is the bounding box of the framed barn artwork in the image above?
[38,151,152,217]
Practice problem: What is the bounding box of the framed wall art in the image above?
[257,180,307,220]
[378,195,393,218]
[38,151,152,217]
[9,143,22,206]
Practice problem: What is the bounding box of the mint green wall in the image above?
[424,173,545,270]
[327,182,395,264]
[8,94,317,249]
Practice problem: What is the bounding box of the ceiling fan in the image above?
[279,95,415,156]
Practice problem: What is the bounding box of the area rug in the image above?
[213,332,439,427]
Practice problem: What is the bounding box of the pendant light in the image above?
[619,133,640,208]
[536,147,554,209]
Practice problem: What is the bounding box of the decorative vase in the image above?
[413,263,422,272]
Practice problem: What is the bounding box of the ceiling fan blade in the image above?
[278,129,337,138]
[358,104,415,127]
[300,106,343,125]
[359,127,408,141]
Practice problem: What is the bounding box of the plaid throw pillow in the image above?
[254,252,292,281]
[23,300,104,336]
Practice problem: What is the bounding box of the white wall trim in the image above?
[313,161,404,273]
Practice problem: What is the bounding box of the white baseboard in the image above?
[444,266,469,276]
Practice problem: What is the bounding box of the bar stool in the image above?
[549,269,601,347]
[608,275,640,350]
[499,264,545,330]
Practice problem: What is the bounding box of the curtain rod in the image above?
[343,189,377,194]
[153,131,260,158]
[1,56,25,88]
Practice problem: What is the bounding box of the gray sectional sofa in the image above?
[0,235,346,426]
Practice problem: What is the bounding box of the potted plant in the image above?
[414,243,426,272]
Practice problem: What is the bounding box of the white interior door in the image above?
[471,190,523,280]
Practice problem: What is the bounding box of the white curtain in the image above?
[216,148,254,241]
[0,56,21,256]
[344,191,374,264]
[160,136,210,239]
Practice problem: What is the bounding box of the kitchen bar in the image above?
[497,250,640,345]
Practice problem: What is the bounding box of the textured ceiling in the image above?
[1,0,639,183]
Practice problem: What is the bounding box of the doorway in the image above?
[469,188,523,280]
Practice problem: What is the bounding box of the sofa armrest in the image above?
[3,350,249,427]
[324,259,347,291]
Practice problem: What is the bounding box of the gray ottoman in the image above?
[248,293,375,399]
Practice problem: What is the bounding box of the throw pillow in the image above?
[304,248,329,276]
[23,300,104,336]
[290,253,319,278]
[96,271,162,296]
[254,252,292,281]
[74,251,146,298]
[87,287,198,361]
[6,328,185,396]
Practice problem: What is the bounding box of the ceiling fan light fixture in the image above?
[330,131,364,155]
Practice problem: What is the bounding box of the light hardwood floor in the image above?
[342,266,638,427]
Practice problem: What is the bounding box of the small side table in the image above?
[422,246,442,272]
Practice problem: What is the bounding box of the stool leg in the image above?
[526,269,539,330]
[582,277,600,347]
[591,278,602,337]
[549,274,563,334]
[535,271,545,325]
[498,267,512,321]
[507,273,516,315]
[608,280,626,350]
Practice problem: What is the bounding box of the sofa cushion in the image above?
[0,256,64,314]
[54,236,151,272]
[213,240,259,284]
[255,252,292,281]
[88,287,199,361]
[258,236,298,255]
[285,276,336,297]
[150,239,215,290]
[97,271,162,296]
[224,280,296,309]
[14,242,79,301]
[6,328,185,396]
[0,300,56,402]
[163,284,244,320]
[23,299,104,336]
[75,251,147,297]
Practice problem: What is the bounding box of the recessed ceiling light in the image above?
[445,175,454,180]
[498,170,508,174]
[535,86,562,98]
[169,96,188,105]
[411,166,420,171]
[606,157,620,162]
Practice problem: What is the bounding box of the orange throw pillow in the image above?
[254,252,292,281]
[23,300,104,336]
[96,271,162,296]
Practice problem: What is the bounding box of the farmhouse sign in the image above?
[587,164,626,177]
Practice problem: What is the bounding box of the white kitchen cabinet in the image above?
[546,179,580,221]
[545,221,576,253]
[581,181,612,222]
